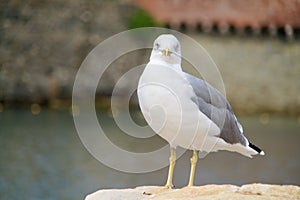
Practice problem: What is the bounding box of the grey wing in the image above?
[184,72,247,146]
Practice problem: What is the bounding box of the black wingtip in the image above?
[249,142,265,155]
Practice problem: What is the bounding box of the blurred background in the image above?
[0,0,299,199]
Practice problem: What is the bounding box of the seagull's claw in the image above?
[143,185,173,196]
[164,183,174,189]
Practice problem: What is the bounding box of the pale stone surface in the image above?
[85,184,300,200]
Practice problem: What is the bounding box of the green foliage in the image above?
[128,9,161,29]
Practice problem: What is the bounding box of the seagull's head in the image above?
[150,34,181,65]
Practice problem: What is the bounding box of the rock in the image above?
[85,184,300,200]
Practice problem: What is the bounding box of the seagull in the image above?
[137,34,264,188]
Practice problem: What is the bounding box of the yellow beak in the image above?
[162,48,171,56]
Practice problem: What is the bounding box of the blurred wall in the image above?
[0,0,299,114]
[0,0,137,103]
[188,33,300,115]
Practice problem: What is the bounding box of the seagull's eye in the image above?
[154,43,160,50]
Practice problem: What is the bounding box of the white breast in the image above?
[137,62,220,150]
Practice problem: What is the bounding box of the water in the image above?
[0,108,299,199]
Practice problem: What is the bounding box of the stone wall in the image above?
[0,0,137,103]
[189,33,300,115]
[0,0,299,114]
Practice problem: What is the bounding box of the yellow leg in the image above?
[165,147,176,189]
[188,150,199,186]
[142,149,176,196]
